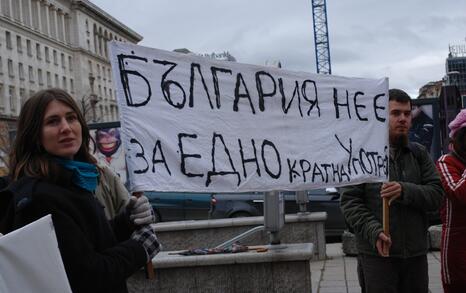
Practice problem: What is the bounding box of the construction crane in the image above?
[311,0,332,74]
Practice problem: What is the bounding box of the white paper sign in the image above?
[109,42,389,192]
[0,215,72,293]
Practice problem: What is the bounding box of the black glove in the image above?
[131,225,161,262]
[126,195,155,226]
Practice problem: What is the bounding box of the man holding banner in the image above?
[340,89,444,293]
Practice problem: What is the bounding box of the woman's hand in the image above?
[126,195,155,226]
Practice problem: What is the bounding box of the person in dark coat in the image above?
[340,89,444,293]
[0,88,160,293]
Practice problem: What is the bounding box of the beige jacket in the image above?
[95,164,129,219]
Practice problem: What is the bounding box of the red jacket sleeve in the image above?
[437,154,466,205]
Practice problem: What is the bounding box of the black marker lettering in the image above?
[256,71,277,112]
[211,66,232,109]
[178,133,203,177]
[152,140,171,175]
[130,138,149,174]
[238,138,261,178]
[354,91,368,121]
[153,59,186,109]
[117,54,151,107]
[261,140,281,179]
[234,73,256,114]
[189,63,213,109]
[206,133,241,187]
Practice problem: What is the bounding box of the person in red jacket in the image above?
[436,109,466,293]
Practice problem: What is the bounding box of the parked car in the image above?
[210,188,347,239]
[145,191,214,222]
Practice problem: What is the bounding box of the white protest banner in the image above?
[0,215,72,293]
[109,42,389,192]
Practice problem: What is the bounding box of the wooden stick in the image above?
[382,197,390,237]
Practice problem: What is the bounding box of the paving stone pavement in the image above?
[311,243,442,293]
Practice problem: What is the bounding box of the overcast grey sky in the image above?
[91,0,466,97]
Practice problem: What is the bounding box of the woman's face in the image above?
[41,100,82,160]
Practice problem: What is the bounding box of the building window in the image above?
[36,43,41,60]
[26,39,32,56]
[62,76,67,90]
[20,88,26,106]
[47,71,52,88]
[0,57,3,75]
[108,68,111,82]
[102,66,106,81]
[97,64,101,79]
[38,69,43,85]
[7,59,14,77]
[88,60,93,73]
[6,31,12,49]
[45,46,50,63]
[61,53,65,68]
[68,56,73,71]
[18,63,25,80]
[9,86,16,114]
[55,74,59,87]
[53,50,58,65]
[16,35,22,53]
[70,78,74,93]
[28,66,34,83]
[0,83,4,110]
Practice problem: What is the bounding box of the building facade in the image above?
[0,0,142,122]
[418,80,443,99]
[445,43,466,104]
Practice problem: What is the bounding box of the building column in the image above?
[6,0,13,18]
[43,1,50,36]
[17,0,23,23]
[58,10,65,42]
[24,0,33,27]
[64,13,70,44]
[36,0,43,33]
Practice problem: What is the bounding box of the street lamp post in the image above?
[81,73,100,122]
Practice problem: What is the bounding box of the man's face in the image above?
[389,100,412,145]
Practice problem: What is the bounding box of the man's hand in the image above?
[381,181,402,205]
[376,232,392,257]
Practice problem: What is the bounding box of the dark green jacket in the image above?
[340,142,444,258]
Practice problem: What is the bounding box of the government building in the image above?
[0,0,142,122]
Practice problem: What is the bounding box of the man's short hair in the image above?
[389,88,412,108]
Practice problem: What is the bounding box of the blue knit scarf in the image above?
[55,158,99,192]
